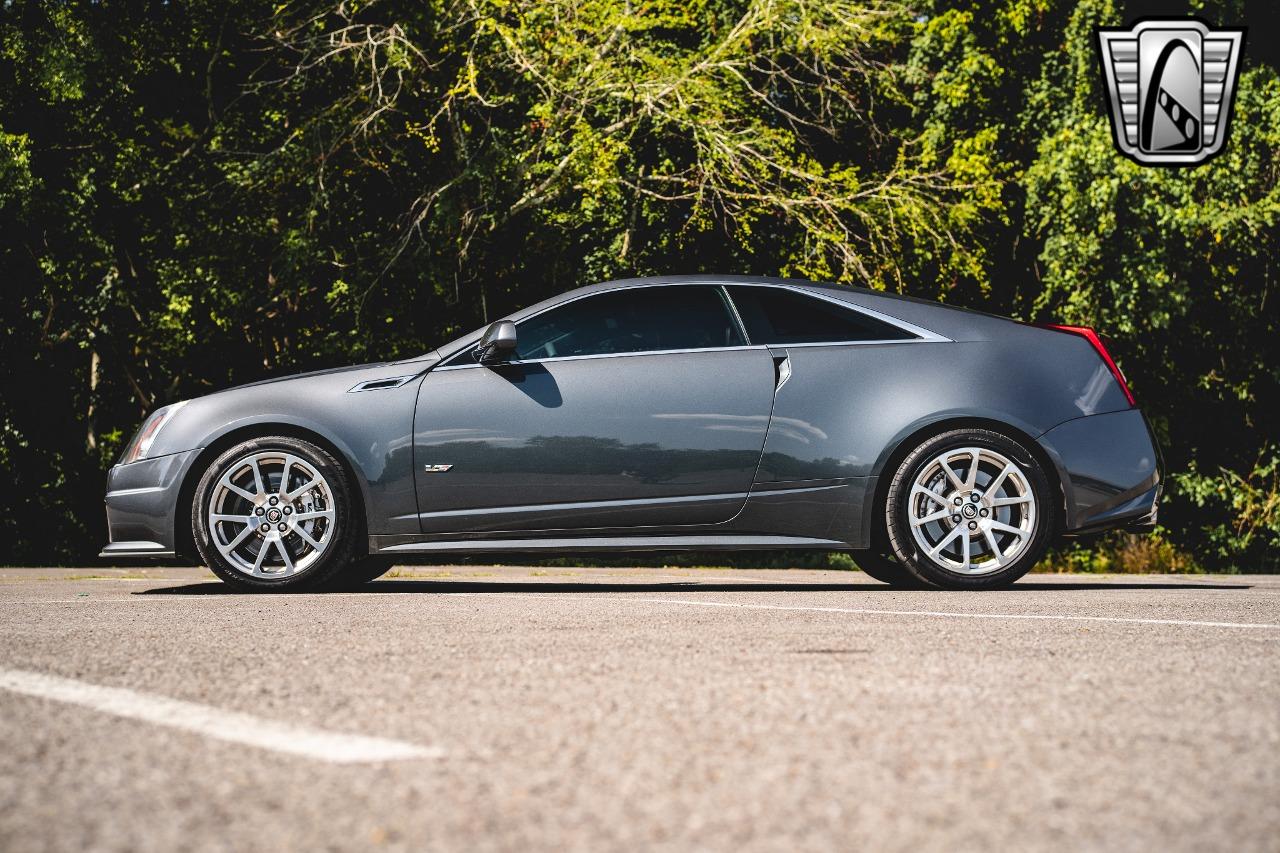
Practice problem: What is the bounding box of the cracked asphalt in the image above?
[1,565,1278,852]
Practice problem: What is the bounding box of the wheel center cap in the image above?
[266,508,282,523]
[961,504,978,519]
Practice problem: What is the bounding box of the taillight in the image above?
[1038,324,1135,407]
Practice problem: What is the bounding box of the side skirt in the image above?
[370,534,851,556]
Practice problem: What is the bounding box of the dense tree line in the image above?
[1,0,1276,570]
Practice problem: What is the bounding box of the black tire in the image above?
[885,428,1054,590]
[853,549,929,588]
[344,556,395,586]
[192,436,361,592]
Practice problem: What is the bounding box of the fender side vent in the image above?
[348,375,415,393]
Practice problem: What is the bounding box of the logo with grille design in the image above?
[1096,19,1245,166]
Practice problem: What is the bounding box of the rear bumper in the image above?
[1036,408,1162,535]
[100,449,201,559]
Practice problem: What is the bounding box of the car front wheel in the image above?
[853,549,927,588]
[341,556,395,587]
[885,428,1054,589]
[192,436,359,592]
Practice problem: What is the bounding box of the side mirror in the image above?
[475,320,517,365]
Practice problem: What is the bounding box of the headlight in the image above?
[120,401,188,464]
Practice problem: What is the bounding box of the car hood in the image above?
[212,350,442,395]
[223,362,388,392]
[139,350,442,460]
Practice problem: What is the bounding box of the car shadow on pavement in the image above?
[135,579,1253,596]
[138,581,884,595]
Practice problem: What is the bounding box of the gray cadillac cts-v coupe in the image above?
[101,276,1161,591]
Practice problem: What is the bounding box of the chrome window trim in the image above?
[717,284,753,345]
[435,280,951,369]
[434,344,773,371]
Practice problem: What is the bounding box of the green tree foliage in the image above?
[1,0,1276,569]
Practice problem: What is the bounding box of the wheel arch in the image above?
[174,422,371,561]
[861,415,1066,549]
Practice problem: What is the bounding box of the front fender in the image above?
[135,364,425,538]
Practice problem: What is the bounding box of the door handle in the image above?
[772,354,792,391]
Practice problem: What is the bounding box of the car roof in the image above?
[427,275,1015,362]
[548,275,1010,323]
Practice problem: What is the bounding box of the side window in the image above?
[726,286,916,345]
[512,286,744,360]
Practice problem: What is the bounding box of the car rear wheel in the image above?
[885,428,1054,589]
[192,437,360,592]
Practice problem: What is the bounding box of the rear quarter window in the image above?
[726,286,917,345]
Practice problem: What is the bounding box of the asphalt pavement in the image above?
[1,565,1278,852]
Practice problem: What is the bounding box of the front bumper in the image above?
[100,449,201,559]
[1036,408,1162,535]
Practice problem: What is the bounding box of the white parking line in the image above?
[492,594,1280,631]
[0,668,442,763]
[653,574,777,585]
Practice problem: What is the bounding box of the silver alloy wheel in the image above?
[907,446,1037,576]
[207,451,336,578]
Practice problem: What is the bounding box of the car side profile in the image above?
[101,276,1162,590]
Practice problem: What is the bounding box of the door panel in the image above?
[412,348,776,533]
